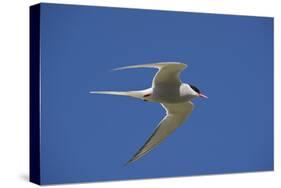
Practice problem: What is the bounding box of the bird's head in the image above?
[189,84,208,99]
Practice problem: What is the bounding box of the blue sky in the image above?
[39,3,273,184]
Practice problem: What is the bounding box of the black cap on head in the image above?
[190,84,200,94]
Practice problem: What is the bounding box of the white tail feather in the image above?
[90,90,145,100]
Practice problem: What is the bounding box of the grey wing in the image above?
[113,62,187,87]
[126,101,193,164]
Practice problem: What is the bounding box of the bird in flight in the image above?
[90,62,207,164]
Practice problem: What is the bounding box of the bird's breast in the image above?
[152,85,187,103]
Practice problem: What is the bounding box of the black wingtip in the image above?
[124,161,131,167]
[124,157,135,166]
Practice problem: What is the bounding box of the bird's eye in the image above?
[190,84,200,94]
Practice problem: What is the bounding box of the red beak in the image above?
[199,93,208,99]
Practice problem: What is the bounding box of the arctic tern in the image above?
[90,62,207,164]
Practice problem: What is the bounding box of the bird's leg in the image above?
[143,93,152,102]
[143,93,151,98]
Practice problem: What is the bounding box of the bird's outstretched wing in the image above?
[126,101,193,164]
[114,62,187,87]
